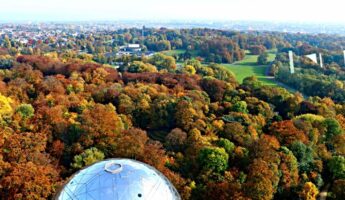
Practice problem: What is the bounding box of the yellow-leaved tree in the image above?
[299,182,319,200]
[0,94,13,123]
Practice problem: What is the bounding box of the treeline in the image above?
[3,28,345,66]
[276,67,345,102]
[273,49,345,102]
[199,37,245,63]
[1,28,345,69]
[0,55,344,200]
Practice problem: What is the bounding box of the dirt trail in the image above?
[318,184,330,200]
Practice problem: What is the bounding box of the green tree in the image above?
[72,147,105,169]
[328,156,345,179]
[198,147,229,173]
[149,53,176,72]
[232,101,248,113]
[156,40,171,51]
[290,141,314,173]
[15,104,35,119]
[277,146,299,198]
[217,138,235,155]
[184,59,202,70]
[243,76,262,89]
[128,61,157,73]
[257,52,269,65]
[324,118,343,141]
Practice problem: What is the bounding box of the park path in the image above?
[318,184,330,200]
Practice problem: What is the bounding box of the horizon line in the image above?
[1,19,345,25]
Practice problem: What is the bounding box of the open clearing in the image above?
[223,53,277,85]
[165,49,300,93]
[223,52,305,95]
[162,49,199,57]
[162,49,185,56]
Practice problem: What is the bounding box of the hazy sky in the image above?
[1,0,345,23]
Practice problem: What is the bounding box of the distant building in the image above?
[120,44,141,52]
[116,44,155,57]
[127,44,140,48]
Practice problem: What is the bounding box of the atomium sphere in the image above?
[56,159,181,200]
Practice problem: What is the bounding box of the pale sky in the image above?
[0,0,345,23]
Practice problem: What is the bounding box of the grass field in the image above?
[224,64,276,85]
[162,49,199,57]
[165,49,300,93]
[164,49,279,86]
[162,49,185,56]
[223,52,277,85]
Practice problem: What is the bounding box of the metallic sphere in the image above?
[56,159,181,200]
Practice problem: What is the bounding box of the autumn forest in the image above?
[0,26,345,200]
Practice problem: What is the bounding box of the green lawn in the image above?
[223,64,276,85]
[267,53,276,62]
[162,49,185,56]
[169,49,298,93]
[223,52,277,85]
[162,49,199,57]
[165,49,279,86]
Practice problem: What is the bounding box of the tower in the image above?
[289,50,295,74]
[142,25,145,38]
[319,53,323,68]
